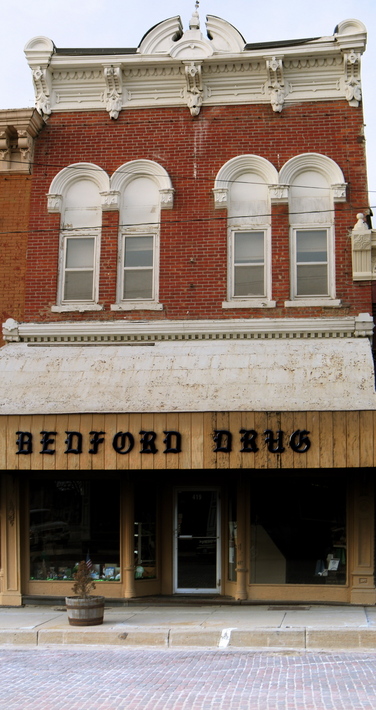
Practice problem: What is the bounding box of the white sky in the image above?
[2,0,375,214]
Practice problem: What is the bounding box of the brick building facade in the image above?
[0,11,376,606]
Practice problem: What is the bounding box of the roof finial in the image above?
[189,1,200,30]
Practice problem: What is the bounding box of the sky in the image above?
[2,0,375,213]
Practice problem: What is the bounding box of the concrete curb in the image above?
[1,626,376,650]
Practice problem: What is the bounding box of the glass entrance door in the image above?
[174,489,220,593]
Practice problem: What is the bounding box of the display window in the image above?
[29,479,120,582]
[250,476,346,585]
[134,485,157,580]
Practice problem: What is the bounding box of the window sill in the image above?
[284,299,342,308]
[222,300,276,309]
[51,304,104,313]
[111,302,164,311]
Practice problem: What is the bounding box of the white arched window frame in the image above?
[213,156,278,309]
[47,163,110,312]
[279,154,346,307]
[110,160,174,311]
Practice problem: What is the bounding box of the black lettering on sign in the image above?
[213,430,232,453]
[64,431,83,455]
[40,431,57,455]
[16,431,33,455]
[140,430,158,454]
[112,432,134,454]
[163,431,182,454]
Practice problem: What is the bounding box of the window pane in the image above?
[30,479,120,582]
[64,271,93,300]
[123,269,153,299]
[234,265,264,296]
[124,237,153,267]
[297,231,327,263]
[134,485,157,580]
[250,476,346,585]
[66,238,94,268]
[235,232,264,264]
[297,264,328,295]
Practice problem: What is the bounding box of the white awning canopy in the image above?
[0,338,375,414]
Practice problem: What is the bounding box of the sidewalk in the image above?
[1,603,376,650]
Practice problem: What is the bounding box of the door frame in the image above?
[173,486,221,594]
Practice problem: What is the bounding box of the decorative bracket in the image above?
[32,66,52,117]
[184,61,203,117]
[100,190,120,211]
[0,109,44,173]
[351,213,373,280]
[343,51,362,107]
[266,57,286,113]
[103,65,123,119]
[269,184,289,203]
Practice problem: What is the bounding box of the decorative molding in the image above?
[279,153,347,201]
[184,61,203,116]
[265,56,287,113]
[23,19,367,115]
[24,36,54,118]
[351,213,376,281]
[3,316,373,344]
[0,108,44,173]
[103,64,123,119]
[343,50,362,107]
[110,159,174,208]
[47,162,110,212]
[100,190,120,210]
[213,155,278,209]
[269,184,289,203]
[32,66,52,117]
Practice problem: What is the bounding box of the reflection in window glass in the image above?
[234,231,264,296]
[134,485,157,580]
[250,476,346,585]
[123,236,154,300]
[29,480,120,582]
[63,237,95,301]
[228,488,237,582]
[296,230,328,296]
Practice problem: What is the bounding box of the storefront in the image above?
[1,409,375,606]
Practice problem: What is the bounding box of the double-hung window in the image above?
[62,233,98,303]
[294,228,329,297]
[122,232,155,301]
[280,156,346,308]
[48,167,107,313]
[112,173,164,311]
[232,230,265,298]
[214,156,277,309]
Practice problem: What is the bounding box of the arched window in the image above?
[47,163,110,311]
[279,154,346,306]
[213,155,278,308]
[110,160,174,310]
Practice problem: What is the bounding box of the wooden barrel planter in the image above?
[65,596,105,626]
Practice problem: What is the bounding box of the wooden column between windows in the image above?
[0,473,22,606]
[349,472,376,604]
[121,475,135,599]
[235,474,248,600]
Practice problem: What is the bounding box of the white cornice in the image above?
[24,17,367,117]
[2,316,373,344]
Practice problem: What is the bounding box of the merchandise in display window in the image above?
[134,485,157,579]
[29,479,120,581]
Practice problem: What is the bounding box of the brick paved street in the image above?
[1,648,376,709]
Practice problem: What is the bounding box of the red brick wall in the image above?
[24,101,372,322]
[0,174,32,344]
